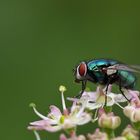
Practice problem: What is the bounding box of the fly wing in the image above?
[104,64,140,73]
[130,65,140,70]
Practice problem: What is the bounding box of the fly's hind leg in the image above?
[105,83,110,106]
[104,76,113,106]
[119,81,130,102]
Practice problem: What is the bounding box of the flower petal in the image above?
[44,125,62,132]
[60,134,67,140]
[114,94,127,103]
[30,119,57,126]
[49,105,62,118]
[127,90,140,101]
[76,113,91,125]
[86,102,103,110]
[62,119,76,129]
[82,91,98,100]
[123,106,134,117]
[134,109,140,122]
[71,101,77,113]
[28,125,45,131]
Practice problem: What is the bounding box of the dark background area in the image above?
[0,0,140,139]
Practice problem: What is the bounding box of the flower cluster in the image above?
[28,85,140,140]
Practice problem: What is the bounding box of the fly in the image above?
[74,59,140,105]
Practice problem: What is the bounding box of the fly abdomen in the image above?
[118,70,136,89]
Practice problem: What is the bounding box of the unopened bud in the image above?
[111,137,127,140]
[87,129,109,140]
[123,104,140,122]
[122,125,139,140]
[98,112,121,129]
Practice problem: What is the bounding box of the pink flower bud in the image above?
[98,111,121,129]
[123,99,140,122]
[111,137,127,140]
[60,134,86,140]
[122,125,139,140]
[87,129,109,140]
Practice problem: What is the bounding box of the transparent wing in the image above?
[130,65,140,70]
[104,64,140,73]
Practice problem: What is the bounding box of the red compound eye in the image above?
[78,63,86,76]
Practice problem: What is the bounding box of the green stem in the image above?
[103,106,112,113]
[132,122,140,130]
[33,131,41,140]
[64,127,77,137]
[103,128,115,138]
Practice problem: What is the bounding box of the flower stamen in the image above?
[59,85,67,111]
[29,103,49,120]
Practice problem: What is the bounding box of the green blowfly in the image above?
[74,59,140,105]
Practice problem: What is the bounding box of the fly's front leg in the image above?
[75,80,87,98]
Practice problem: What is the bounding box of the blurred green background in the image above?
[0,0,140,139]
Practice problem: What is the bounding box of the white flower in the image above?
[68,85,139,111]
[28,86,92,132]
[68,85,123,110]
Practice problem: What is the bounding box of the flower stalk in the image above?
[103,128,115,138]
[33,131,41,140]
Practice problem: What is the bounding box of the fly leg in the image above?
[75,80,86,98]
[119,80,130,102]
[105,82,110,106]
[104,76,113,106]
